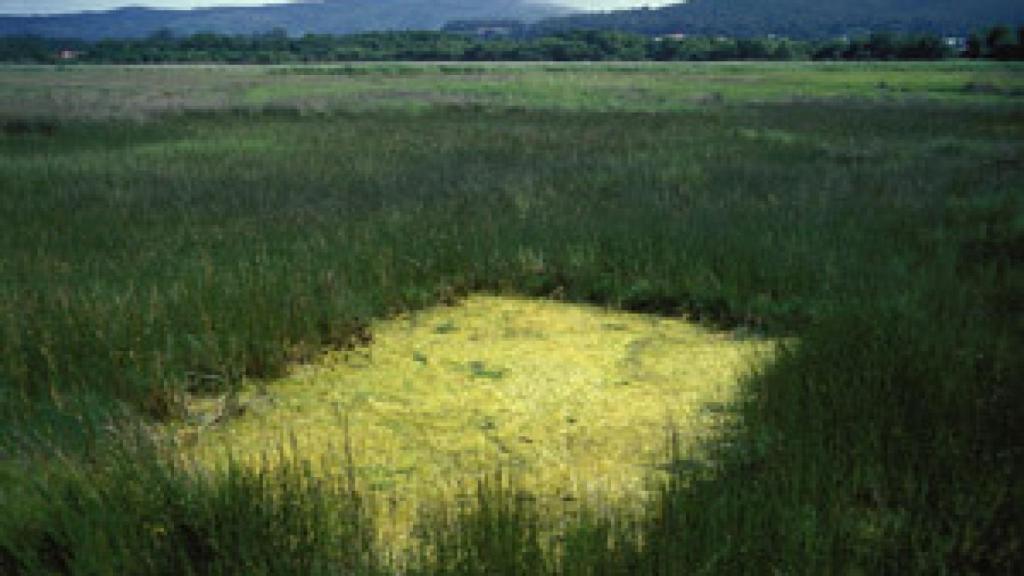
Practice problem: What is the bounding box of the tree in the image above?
[868,31,897,59]
[897,35,949,60]
[843,37,872,60]
[737,38,771,59]
[985,25,1014,59]
[811,39,847,60]
[965,33,983,58]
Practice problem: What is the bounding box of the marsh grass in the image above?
[1,62,1022,574]
[2,61,1023,119]
[1,427,381,575]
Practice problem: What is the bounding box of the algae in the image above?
[170,295,777,554]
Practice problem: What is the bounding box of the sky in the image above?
[0,1,683,16]
[0,1,296,15]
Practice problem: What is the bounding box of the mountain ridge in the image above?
[0,1,568,40]
[1,0,1022,40]
[535,0,1024,38]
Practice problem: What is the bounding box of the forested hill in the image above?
[534,0,1024,38]
[3,0,1022,41]
[0,1,567,40]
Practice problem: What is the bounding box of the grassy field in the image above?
[0,62,1022,574]
[2,61,1024,119]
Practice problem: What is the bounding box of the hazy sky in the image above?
[1,1,683,16]
[0,1,296,15]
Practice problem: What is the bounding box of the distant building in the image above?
[944,37,967,53]
[655,33,687,42]
[58,50,79,61]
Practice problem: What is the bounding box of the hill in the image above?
[0,0,568,40]
[534,0,1024,38]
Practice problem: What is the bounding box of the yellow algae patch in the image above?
[170,295,776,555]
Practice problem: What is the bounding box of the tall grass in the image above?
[0,67,1021,573]
[1,425,380,575]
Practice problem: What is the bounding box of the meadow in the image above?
[0,62,1022,574]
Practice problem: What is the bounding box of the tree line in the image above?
[1,27,1023,64]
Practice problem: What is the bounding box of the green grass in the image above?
[0,62,1022,574]
[2,61,1023,119]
